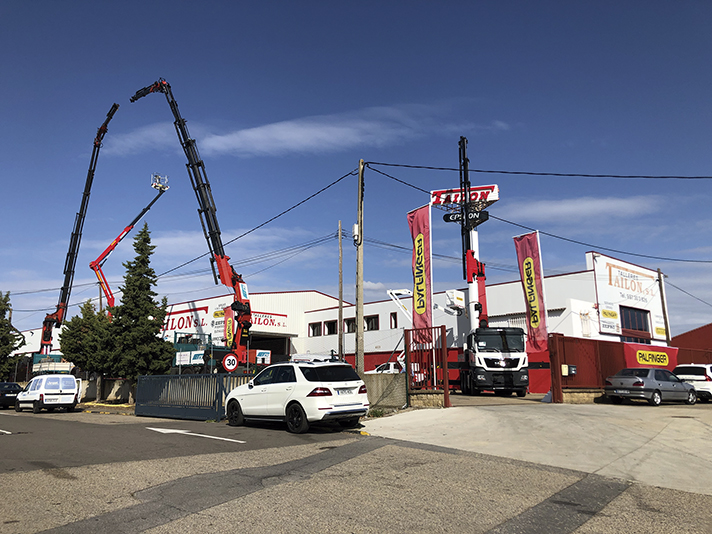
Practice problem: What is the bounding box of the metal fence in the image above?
[135,373,251,421]
[405,325,450,395]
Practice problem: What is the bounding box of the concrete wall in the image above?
[362,373,407,410]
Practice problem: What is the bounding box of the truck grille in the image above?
[484,358,520,369]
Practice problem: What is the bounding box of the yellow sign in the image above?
[655,327,667,336]
[225,317,234,348]
[413,233,427,315]
[213,309,225,318]
[601,309,618,319]
[636,350,669,366]
[522,257,541,328]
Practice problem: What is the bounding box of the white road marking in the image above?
[0,429,11,435]
[146,427,246,444]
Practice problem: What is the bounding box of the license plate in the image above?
[336,389,354,395]
[45,397,59,403]
[614,389,630,394]
[5,394,16,398]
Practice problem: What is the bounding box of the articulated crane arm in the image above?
[89,174,169,316]
[130,79,252,364]
[39,103,120,356]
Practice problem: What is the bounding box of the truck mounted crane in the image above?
[130,79,252,365]
[38,103,120,356]
[89,173,169,317]
[455,137,529,397]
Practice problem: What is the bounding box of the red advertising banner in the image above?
[408,205,432,340]
[514,231,548,352]
[623,343,678,371]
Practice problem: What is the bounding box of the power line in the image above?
[666,280,712,309]
[366,161,712,180]
[367,164,712,264]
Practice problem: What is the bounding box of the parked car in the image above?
[604,367,696,406]
[225,359,369,433]
[365,361,403,374]
[0,382,22,408]
[673,364,712,402]
[15,374,81,413]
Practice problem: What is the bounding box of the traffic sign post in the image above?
[222,353,238,372]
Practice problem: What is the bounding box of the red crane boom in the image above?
[130,79,252,365]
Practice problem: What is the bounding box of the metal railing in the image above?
[136,373,251,420]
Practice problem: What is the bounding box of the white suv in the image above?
[673,364,712,402]
[225,360,369,433]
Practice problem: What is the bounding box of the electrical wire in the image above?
[157,169,357,278]
[367,163,712,264]
[366,161,712,180]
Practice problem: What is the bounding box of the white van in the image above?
[15,375,81,413]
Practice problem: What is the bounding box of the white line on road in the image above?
[0,429,11,435]
[146,427,246,444]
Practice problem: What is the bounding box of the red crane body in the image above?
[39,103,119,356]
[130,79,252,365]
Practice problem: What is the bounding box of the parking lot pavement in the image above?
[361,400,712,496]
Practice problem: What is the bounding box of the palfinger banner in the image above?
[408,205,433,342]
[514,231,548,352]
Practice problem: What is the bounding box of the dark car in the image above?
[605,367,696,406]
[0,382,22,408]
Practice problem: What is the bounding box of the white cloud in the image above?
[102,105,511,158]
[497,195,665,224]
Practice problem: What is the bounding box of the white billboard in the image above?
[586,252,667,341]
[162,294,289,344]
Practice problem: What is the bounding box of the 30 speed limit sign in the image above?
[222,354,239,372]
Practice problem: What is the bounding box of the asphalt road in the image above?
[1,404,711,533]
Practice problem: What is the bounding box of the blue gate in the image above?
[135,373,250,421]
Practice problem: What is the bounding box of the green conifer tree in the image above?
[59,299,112,382]
[109,224,174,397]
[0,292,25,380]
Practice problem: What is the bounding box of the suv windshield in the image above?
[300,365,360,382]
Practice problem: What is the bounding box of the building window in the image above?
[365,315,379,331]
[345,318,356,333]
[324,320,337,336]
[390,312,398,329]
[620,306,651,344]
[309,322,322,337]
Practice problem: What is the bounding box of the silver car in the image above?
[604,367,696,406]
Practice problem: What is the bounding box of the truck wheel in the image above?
[15,401,21,412]
[516,390,526,398]
[32,401,41,414]
[67,403,76,413]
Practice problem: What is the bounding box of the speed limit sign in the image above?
[222,353,239,372]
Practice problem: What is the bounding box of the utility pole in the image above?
[338,220,344,360]
[657,268,671,345]
[355,160,365,374]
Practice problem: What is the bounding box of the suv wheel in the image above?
[286,403,309,434]
[338,417,360,429]
[32,401,41,414]
[15,401,21,412]
[227,400,244,426]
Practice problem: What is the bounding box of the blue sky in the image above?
[1,1,711,336]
